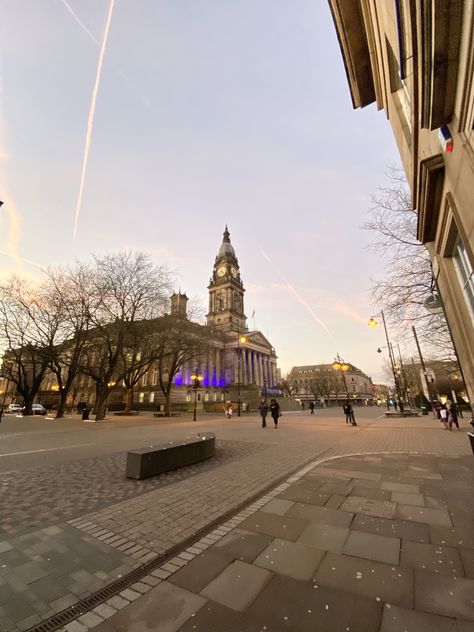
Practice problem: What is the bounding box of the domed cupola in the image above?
[218,226,236,259]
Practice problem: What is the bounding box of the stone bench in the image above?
[384,411,420,418]
[125,432,216,480]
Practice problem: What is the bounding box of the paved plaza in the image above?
[0,409,473,631]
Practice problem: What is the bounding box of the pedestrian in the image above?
[242,401,247,413]
[270,398,280,428]
[259,399,268,428]
[398,400,404,413]
[439,404,449,429]
[301,401,305,411]
[226,403,233,419]
[393,400,398,411]
[343,400,357,426]
[433,400,441,419]
[309,401,315,415]
[447,401,460,430]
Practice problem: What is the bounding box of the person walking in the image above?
[309,401,315,415]
[226,404,233,419]
[447,401,460,430]
[343,400,357,426]
[439,404,449,429]
[259,399,268,428]
[270,398,280,428]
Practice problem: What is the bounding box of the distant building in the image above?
[287,363,375,405]
[327,2,474,405]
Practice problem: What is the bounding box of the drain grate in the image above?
[25,452,322,632]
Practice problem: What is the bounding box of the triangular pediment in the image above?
[245,330,273,349]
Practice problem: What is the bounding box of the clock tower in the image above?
[207,226,247,332]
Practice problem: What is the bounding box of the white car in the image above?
[8,403,22,413]
[22,403,47,416]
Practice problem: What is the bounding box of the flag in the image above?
[251,309,255,318]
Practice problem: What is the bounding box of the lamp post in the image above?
[236,334,247,417]
[412,325,435,415]
[368,312,403,407]
[190,369,204,421]
[332,353,350,397]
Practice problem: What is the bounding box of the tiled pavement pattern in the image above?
[83,452,474,632]
[0,416,472,631]
[0,440,264,536]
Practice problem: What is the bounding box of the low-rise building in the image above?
[287,363,375,406]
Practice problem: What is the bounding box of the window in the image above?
[149,392,155,403]
[453,237,474,316]
[138,392,144,403]
[142,372,148,387]
[152,370,158,386]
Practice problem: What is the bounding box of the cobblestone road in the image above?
[0,439,265,536]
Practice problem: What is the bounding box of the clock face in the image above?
[230,266,237,278]
[217,266,226,277]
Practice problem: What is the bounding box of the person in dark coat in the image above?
[270,398,280,428]
[343,400,357,426]
[309,401,315,415]
[259,399,268,428]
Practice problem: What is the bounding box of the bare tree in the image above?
[154,316,211,416]
[364,166,455,358]
[79,252,172,420]
[42,264,94,418]
[0,277,53,414]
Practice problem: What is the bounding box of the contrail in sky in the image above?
[0,248,46,271]
[60,0,153,111]
[72,0,116,240]
[261,249,332,339]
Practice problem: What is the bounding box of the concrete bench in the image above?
[384,411,420,418]
[125,433,216,480]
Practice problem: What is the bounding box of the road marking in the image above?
[0,443,96,457]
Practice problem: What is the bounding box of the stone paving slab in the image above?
[253,538,325,580]
[200,560,272,611]
[342,530,400,565]
[248,574,383,632]
[380,603,458,632]
[414,569,474,620]
[400,540,465,577]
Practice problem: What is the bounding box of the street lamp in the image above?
[237,334,247,417]
[190,369,204,421]
[368,312,403,408]
[332,353,350,397]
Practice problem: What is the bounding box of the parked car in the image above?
[7,403,22,413]
[22,404,47,416]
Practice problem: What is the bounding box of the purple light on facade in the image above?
[174,373,183,386]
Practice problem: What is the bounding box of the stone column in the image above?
[215,349,221,387]
[242,348,248,385]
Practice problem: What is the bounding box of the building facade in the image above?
[327,1,474,404]
[287,363,375,405]
[37,228,279,413]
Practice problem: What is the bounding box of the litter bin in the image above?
[468,433,474,455]
[81,407,90,421]
[421,407,428,416]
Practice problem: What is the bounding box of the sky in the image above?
[0,0,403,382]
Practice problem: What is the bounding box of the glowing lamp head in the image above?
[368,317,378,328]
[107,381,116,388]
[341,363,349,372]
[239,336,247,344]
[332,361,342,370]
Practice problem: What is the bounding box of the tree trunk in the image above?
[55,390,68,419]
[95,386,109,421]
[22,396,33,416]
[124,386,134,415]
